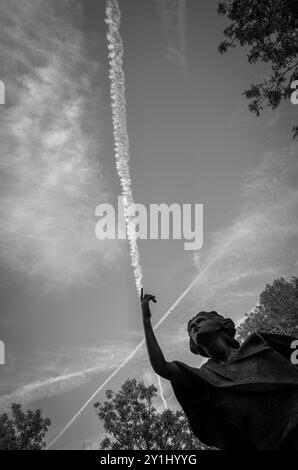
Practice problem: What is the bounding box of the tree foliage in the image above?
[237,277,298,342]
[217,0,298,138]
[94,378,206,450]
[0,403,51,450]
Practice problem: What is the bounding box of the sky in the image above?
[0,0,297,450]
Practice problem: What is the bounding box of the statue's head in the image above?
[187,311,239,358]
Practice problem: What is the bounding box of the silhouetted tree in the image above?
[237,277,298,342]
[95,378,207,450]
[0,403,51,450]
[217,0,298,138]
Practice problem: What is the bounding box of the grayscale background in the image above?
[0,0,297,449]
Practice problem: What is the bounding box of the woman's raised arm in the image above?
[141,289,182,382]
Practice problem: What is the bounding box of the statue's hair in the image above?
[187,311,239,358]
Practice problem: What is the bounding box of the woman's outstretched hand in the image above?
[140,288,156,320]
[140,288,179,382]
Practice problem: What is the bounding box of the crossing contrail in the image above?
[156,373,167,410]
[46,0,240,449]
[46,237,235,449]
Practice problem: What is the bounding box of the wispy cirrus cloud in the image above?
[0,0,121,289]
[156,0,186,70]
[189,144,298,319]
[152,143,298,355]
[0,342,134,410]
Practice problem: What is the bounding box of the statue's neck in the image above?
[206,336,236,364]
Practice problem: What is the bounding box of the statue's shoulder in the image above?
[170,360,210,384]
[171,359,204,374]
[169,360,219,395]
[254,331,298,362]
[235,331,298,364]
[234,332,270,361]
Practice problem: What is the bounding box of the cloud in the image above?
[190,144,298,319]
[0,342,134,409]
[0,0,121,289]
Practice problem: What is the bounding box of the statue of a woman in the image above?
[141,289,298,449]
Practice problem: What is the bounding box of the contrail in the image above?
[46,237,235,449]
[106,0,143,296]
[156,0,187,70]
[46,338,146,449]
[105,0,168,410]
[156,373,167,410]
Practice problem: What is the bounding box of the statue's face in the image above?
[188,315,220,348]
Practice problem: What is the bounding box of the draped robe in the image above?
[170,333,298,449]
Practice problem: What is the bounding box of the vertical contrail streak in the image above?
[106,0,143,296]
[46,238,234,449]
[106,0,168,410]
